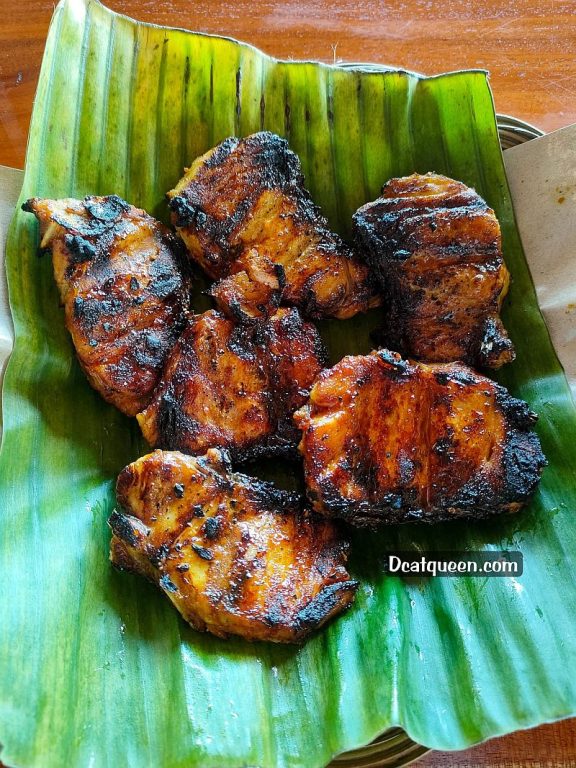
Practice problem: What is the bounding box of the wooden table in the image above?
[1,2,576,766]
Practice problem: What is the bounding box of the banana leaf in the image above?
[1,1,576,766]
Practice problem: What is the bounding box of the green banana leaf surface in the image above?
[1,1,576,766]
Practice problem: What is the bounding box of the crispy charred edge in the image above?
[231,434,301,463]
[23,194,129,222]
[371,314,516,371]
[492,383,547,500]
[284,518,358,640]
[108,509,161,583]
[292,580,358,638]
[230,468,304,512]
[431,365,546,516]
[478,316,516,368]
[352,179,496,267]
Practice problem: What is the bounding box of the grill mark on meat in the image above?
[295,350,546,527]
[353,172,515,368]
[108,449,357,643]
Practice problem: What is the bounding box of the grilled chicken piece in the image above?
[167,131,380,319]
[294,349,545,527]
[137,307,327,461]
[23,195,191,416]
[353,172,515,368]
[109,449,357,643]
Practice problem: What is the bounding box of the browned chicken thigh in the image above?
[109,449,357,643]
[23,195,191,415]
[167,131,380,319]
[137,307,327,461]
[294,349,545,527]
[353,173,515,368]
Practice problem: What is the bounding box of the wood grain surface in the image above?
[1,0,576,169]
[1,1,576,767]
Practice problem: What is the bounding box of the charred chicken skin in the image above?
[167,131,380,319]
[294,349,545,527]
[23,195,191,416]
[137,307,327,461]
[109,449,357,643]
[353,172,515,368]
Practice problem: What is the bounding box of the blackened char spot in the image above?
[149,272,182,299]
[376,348,411,377]
[73,296,124,330]
[64,234,97,264]
[478,317,515,367]
[500,431,547,502]
[132,335,165,368]
[204,136,238,169]
[495,385,539,430]
[192,544,213,561]
[397,454,416,484]
[296,581,358,629]
[202,515,223,540]
[432,435,454,459]
[238,476,302,515]
[434,371,450,386]
[150,543,170,567]
[84,194,130,222]
[145,332,162,351]
[274,263,287,292]
[159,574,179,593]
[73,297,84,317]
[168,195,208,228]
[155,391,201,450]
